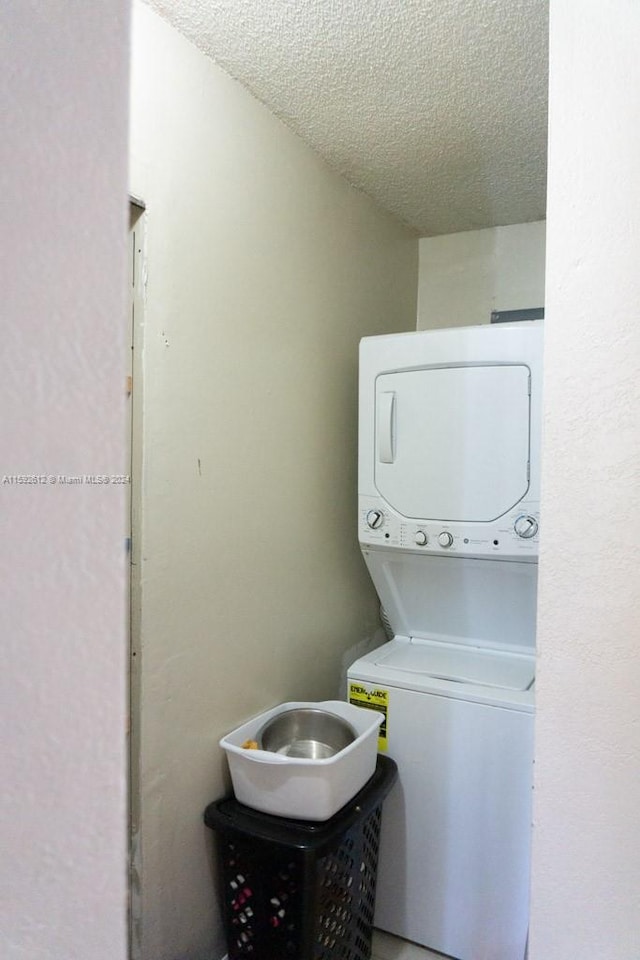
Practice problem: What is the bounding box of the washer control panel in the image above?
[360,495,540,559]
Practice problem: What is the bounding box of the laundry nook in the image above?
[122,3,639,960]
[6,2,640,960]
[125,2,549,957]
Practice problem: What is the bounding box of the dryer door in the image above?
[374,364,531,522]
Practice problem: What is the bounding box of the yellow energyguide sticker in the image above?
[348,682,389,752]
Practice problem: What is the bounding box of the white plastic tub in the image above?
[220,700,383,821]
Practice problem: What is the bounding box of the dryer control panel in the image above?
[359,495,540,560]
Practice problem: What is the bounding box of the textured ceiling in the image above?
[143,0,548,236]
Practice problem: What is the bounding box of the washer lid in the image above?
[374,640,535,691]
[362,548,538,653]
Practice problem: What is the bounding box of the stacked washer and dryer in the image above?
[348,321,542,960]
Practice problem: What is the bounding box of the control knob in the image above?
[415,531,428,546]
[366,509,384,530]
[438,531,454,548]
[514,515,539,539]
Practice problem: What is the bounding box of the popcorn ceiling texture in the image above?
[143,0,548,235]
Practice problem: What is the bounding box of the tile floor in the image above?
[372,929,444,960]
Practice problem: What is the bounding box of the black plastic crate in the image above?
[204,755,397,960]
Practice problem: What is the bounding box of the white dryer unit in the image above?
[348,322,542,960]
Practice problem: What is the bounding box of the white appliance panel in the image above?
[359,322,543,560]
[349,639,535,712]
[363,549,537,652]
[348,672,534,960]
[374,640,534,691]
[375,364,531,522]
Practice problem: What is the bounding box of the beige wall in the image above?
[129,4,417,957]
[2,2,130,959]
[530,2,640,958]
[417,221,546,329]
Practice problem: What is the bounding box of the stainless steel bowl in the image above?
[257,708,357,759]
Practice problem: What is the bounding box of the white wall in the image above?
[129,5,418,958]
[530,2,640,958]
[417,221,546,329]
[0,3,130,960]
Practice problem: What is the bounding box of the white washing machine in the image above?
[348,322,542,960]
